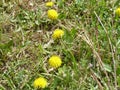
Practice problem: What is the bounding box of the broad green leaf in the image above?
[103,63,112,72]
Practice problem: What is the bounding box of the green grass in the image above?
[0,0,120,90]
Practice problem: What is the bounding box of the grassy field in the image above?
[0,0,120,90]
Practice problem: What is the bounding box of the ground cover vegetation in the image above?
[0,0,120,90]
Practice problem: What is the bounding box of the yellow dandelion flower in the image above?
[46,1,54,7]
[33,77,47,89]
[49,55,62,68]
[52,29,64,39]
[115,7,120,17]
[47,9,58,20]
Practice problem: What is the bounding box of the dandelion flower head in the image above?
[33,77,47,89]
[115,7,120,17]
[49,55,62,68]
[52,29,64,39]
[47,9,58,20]
[46,1,54,7]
